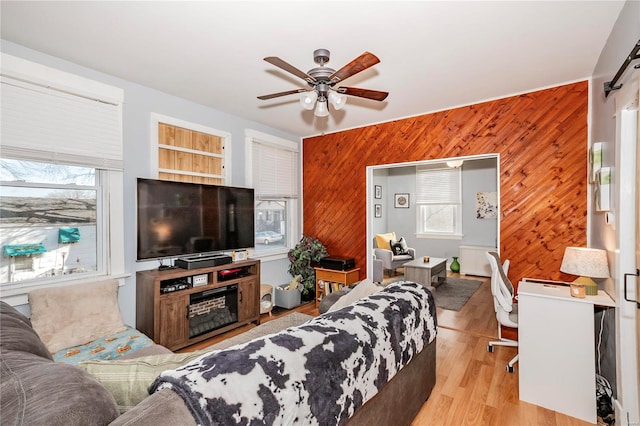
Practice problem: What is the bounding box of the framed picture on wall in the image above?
[375,204,382,218]
[394,193,410,208]
[374,185,382,199]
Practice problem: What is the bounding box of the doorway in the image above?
[365,154,500,280]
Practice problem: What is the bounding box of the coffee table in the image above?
[403,257,447,288]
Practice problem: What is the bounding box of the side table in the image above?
[314,267,360,307]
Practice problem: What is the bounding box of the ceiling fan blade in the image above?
[257,88,307,100]
[336,87,389,101]
[329,52,380,83]
[264,56,316,83]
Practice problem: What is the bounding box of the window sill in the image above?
[0,272,131,306]
[250,248,289,263]
[416,233,463,240]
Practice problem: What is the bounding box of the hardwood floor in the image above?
[184,273,593,425]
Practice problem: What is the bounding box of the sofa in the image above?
[1,281,437,425]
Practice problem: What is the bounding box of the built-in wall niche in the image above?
[366,154,499,279]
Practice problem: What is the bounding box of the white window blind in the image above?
[416,166,461,203]
[252,141,297,198]
[1,77,123,170]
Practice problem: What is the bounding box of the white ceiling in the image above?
[0,1,625,138]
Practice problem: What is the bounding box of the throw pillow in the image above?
[78,350,209,413]
[375,232,396,251]
[390,237,409,255]
[29,279,127,353]
[327,278,381,312]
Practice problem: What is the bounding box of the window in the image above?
[0,159,100,284]
[0,53,124,302]
[246,130,299,256]
[415,165,462,237]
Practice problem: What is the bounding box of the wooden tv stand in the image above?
[136,259,260,351]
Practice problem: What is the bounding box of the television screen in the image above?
[136,178,255,261]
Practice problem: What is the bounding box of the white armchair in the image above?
[373,232,415,277]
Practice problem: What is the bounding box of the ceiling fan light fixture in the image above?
[299,91,318,110]
[314,99,329,117]
[446,159,464,168]
[328,90,347,110]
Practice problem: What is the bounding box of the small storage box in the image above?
[273,283,301,309]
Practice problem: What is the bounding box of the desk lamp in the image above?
[560,247,609,296]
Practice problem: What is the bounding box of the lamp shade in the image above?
[560,247,609,278]
[328,91,347,110]
[314,99,329,117]
[299,91,317,110]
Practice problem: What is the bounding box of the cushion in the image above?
[1,350,119,425]
[0,302,53,360]
[78,351,209,413]
[390,237,409,255]
[375,232,396,251]
[52,325,156,365]
[327,278,381,312]
[318,288,350,314]
[29,279,127,353]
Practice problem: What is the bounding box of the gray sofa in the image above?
[1,281,437,425]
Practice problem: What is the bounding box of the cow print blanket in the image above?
[149,281,437,426]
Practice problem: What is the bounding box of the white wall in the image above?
[1,40,298,325]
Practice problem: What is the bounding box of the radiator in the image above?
[459,245,497,277]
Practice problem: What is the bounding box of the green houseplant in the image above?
[287,235,328,300]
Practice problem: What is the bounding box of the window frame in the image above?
[415,165,463,239]
[245,129,299,260]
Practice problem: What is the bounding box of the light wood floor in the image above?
[186,273,593,426]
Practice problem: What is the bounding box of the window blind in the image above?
[252,141,297,198]
[416,166,461,203]
[0,75,123,170]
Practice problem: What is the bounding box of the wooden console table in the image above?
[314,267,360,307]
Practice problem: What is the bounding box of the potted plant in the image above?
[287,235,328,300]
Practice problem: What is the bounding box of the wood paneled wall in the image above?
[302,82,588,286]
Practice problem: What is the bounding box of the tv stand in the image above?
[136,259,260,351]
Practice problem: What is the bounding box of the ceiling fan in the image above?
[257,49,389,117]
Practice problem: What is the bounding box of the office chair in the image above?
[486,251,519,373]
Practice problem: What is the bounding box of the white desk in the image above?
[518,280,615,424]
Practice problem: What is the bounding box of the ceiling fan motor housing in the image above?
[313,49,330,65]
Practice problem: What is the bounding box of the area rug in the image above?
[383,276,482,311]
[433,277,482,311]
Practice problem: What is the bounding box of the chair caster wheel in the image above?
[507,365,514,373]
[487,345,494,353]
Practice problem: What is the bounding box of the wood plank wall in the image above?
[302,82,588,286]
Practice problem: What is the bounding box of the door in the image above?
[614,73,640,426]
[238,279,258,322]
[158,295,188,350]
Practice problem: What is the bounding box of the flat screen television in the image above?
[136,178,255,261]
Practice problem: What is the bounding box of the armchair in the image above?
[374,232,415,277]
